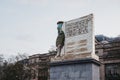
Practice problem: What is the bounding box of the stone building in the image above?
[28,52,56,80]
[25,37,120,80]
[96,41,120,80]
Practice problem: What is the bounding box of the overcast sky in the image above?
[0,0,120,57]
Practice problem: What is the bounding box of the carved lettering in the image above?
[78,39,87,44]
[77,43,87,47]
[67,50,74,54]
[64,14,94,55]
[67,46,74,49]
[67,42,75,46]
[65,19,91,38]
[76,48,88,52]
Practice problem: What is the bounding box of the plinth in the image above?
[50,58,100,80]
[50,14,100,80]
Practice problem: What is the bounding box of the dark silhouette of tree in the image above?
[0,54,30,80]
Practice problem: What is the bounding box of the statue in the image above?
[56,21,65,57]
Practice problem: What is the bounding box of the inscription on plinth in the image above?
[64,14,94,55]
[52,14,99,62]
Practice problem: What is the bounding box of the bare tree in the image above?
[0,53,30,80]
[0,54,4,80]
[48,45,57,53]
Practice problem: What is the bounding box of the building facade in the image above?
[25,40,120,80]
[96,41,120,80]
[28,52,56,80]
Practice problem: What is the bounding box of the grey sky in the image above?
[0,0,120,57]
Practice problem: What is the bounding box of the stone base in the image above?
[51,53,99,62]
[50,58,100,80]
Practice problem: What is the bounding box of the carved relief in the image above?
[66,50,75,54]
[78,39,87,44]
[77,43,87,47]
[64,14,94,56]
[76,48,88,52]
[66,47,88,54]
[67,46,74,49]
[67,42,75,46]
[65,19,91,38]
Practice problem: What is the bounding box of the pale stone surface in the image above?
[63,14,95,55]
[52,14,99,61]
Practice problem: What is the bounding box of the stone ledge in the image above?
[50,58,101,67]
[51,53,99,62]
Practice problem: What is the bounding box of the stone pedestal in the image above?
[50,58,100,80]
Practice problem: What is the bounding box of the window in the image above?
[105,63,120,80]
